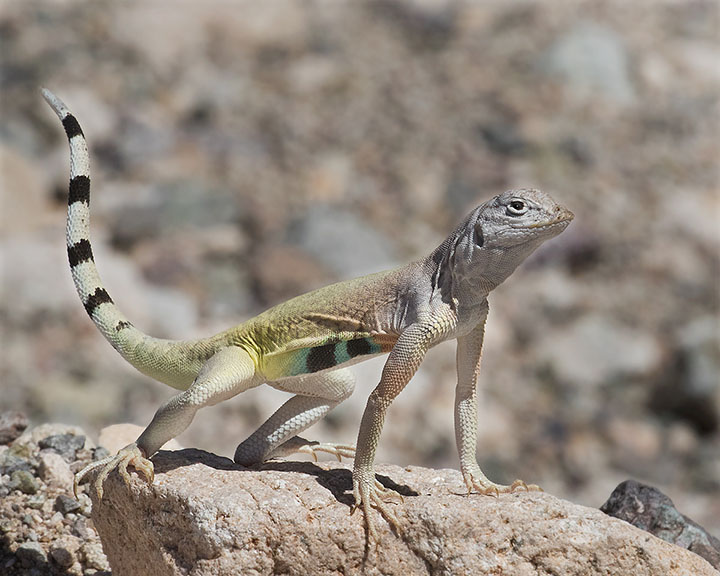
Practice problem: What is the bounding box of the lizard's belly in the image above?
[260,334,398,381]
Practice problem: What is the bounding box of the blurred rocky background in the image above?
[1,0,718,541]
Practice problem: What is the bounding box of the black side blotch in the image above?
[474,223,484,247]
[347,338,372,358]
[306,342,337,373]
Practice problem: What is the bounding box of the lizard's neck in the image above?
[426,240,537,311]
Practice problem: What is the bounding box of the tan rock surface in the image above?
[85,450,716,576]
[98,423,184,455]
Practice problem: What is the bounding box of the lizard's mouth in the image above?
[525,208,574,229]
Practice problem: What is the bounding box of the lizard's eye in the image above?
[507,200,528,215]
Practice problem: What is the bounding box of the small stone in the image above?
[27,495,46,510]
[49,537,80,569]
[0,451,33,475]
[93,446,111,461]
[38,434,86,462]
[540,20,635,104]
[287,205,397,277]
[602,480,720,569]
[16,541,47,568]
[81,541,111,571]
[0,411,29,445]
[72,517,92,540]
[538,315,662,388]
[22,513,35,527]
[10,469,38,494]
[649,318,719,435]
[49,545,74,568]
[55,494,82,515]
[38,450,74,490]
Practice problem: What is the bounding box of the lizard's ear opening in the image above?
[473,223,484,247]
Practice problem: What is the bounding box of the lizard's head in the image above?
[443,188,573,294]
[474,188,574,249]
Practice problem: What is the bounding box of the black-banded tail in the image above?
[42,89,225,389]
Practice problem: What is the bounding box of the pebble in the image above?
[49,544,74,569]
[540,20,636,104]
[538,315,662,388]
[9,470,38,495]
[15,541,47,568]
[38,434,86,463]
[26,495,45,510]
[37,450,74,490]
[93,446,111,461]
[287,205,397,277]
[0,452,33,476]
[55,494,82,515]
[0,412,29,445]
[80,541,111,571]
[49,536,81,569]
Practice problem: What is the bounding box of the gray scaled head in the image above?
[474,188,574,249]
[449,188,574,292]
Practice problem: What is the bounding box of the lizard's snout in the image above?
[555,205,574,223]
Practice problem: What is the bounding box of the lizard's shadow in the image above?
[151,448,417,507]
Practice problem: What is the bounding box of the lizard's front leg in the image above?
[75,345,259,498]
[352,322,443,540]
[455,307,541,496]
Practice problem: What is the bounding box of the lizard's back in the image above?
[228,265,424,380]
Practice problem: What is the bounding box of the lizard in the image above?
[41,88,574,539]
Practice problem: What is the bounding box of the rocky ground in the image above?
[1,0,718,567]
[2,416,717,575]
[0,414,110,575]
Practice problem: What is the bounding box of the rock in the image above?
[0,422,111,575]
[477,120,529,156]
[55,494,83,515]
[18,423,90,448]
[38,433,86,462]
[287,205,398,277]
[37,451,74,490]
[48,541,75,569]
[9,470,38,495]
[601,480,720,569]
[86,450,715,576]
[0,451,33,476]
[538,315,662,388]
[15,541,47,569]
[649,318,719,435]
[540,21,636,104]
[0,411,29,445]
[98,423,184,455]
[80,540,111,572]
[50,535,82,567]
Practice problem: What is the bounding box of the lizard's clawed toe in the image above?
[297,442,356,462]
[463,469,541,498]
[74,443,154,500]
[352,473,404,541]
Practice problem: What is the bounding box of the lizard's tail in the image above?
[42,89,224,389]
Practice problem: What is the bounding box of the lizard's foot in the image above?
[74,443,154,499]
[297,442,356,462]
[270,436,356,462]
[351,471,403,541]
[463,468,542,496]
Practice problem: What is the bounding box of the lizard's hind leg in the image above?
[76,345,260,498]
[234,368,356,466]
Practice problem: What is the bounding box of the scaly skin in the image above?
[43,88,573,540]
